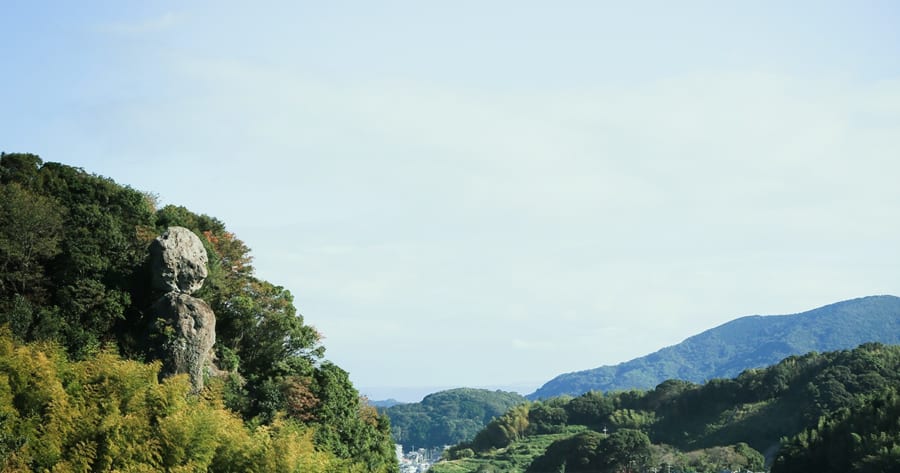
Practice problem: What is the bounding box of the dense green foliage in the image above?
[1,154,157,357]
[0,153,397,472]
[531,295,900,399]
[525,429,652,473]
[433,428,763,473]
[384,388,526,450]
[0,329,356,472]
[430,426,590,473]
[435,343,900,472]
[772,387,900,472]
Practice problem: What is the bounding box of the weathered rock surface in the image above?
[150,226,208,294]
[150,226,217,392]
[154,292,216,391]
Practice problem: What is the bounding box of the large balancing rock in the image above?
[149,226,208,295]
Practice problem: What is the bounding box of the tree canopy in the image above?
[384,388,526,450]
[0,153,397,471]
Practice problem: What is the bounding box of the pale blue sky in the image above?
[3,1,900,401]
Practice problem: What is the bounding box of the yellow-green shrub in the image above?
[0,329,351,473]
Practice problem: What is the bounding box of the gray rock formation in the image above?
[150,226,208,295]
[150,227,216,392]
[154,292,216,391]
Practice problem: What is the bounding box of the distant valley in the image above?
[432,341,900,472]
[385,295,900,454]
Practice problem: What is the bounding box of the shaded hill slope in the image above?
[530,295,900,399]
[382,388,526,450]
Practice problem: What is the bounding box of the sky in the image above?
[2,1,900,402]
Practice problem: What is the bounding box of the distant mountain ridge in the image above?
[529,295,900,399]
[368,398,404,408]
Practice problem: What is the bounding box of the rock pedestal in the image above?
[150,226,216,392]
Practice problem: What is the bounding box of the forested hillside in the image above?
[383,388,525,450]
[772,387,900,472]
[0,153,397,472]
[531,295,900,399]
[433,343,900,472]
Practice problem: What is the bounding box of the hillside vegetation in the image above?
[0,153,396,472]
[0,329,357,471]
[531,295,900,399]
[383,388,526,450]
[433,342,900,473]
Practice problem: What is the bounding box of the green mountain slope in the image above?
[433,342,900,473]
[530,295,900,399]
[383,388,526,450]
